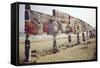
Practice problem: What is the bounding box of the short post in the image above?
[53,33,58,53]
[24,34,30,62]
[82,32,85,42]
[66,33,71,47]
[86,31,89,40]
[77,33,80,44]
[89,31,91,39]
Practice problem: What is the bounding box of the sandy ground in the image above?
[19,36,96,64]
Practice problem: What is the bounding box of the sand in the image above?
[19,36,96,64]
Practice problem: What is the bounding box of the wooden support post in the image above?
[86,31,89,40]
[89,31,91,39]
[53,34,58,53]
[82,32,85,42]
[66,34,71,47]
[24,34,30,63]
[77,33,80,44]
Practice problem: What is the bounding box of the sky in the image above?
[19,4,96,32]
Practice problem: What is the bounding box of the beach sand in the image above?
[19,36,96,64]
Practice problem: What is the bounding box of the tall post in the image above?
[52,20,59,53]
[75,21,80,44]
[66,15,71,47]
[24,5,31,62]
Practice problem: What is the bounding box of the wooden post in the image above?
[24,5,31,63]
[86,31,89,40]
[89,31,91,39]
[66,34,71,47]
[24,34,30,62]
[53,33,58,53]
[82,32,85,42]
[77,33,80,44]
